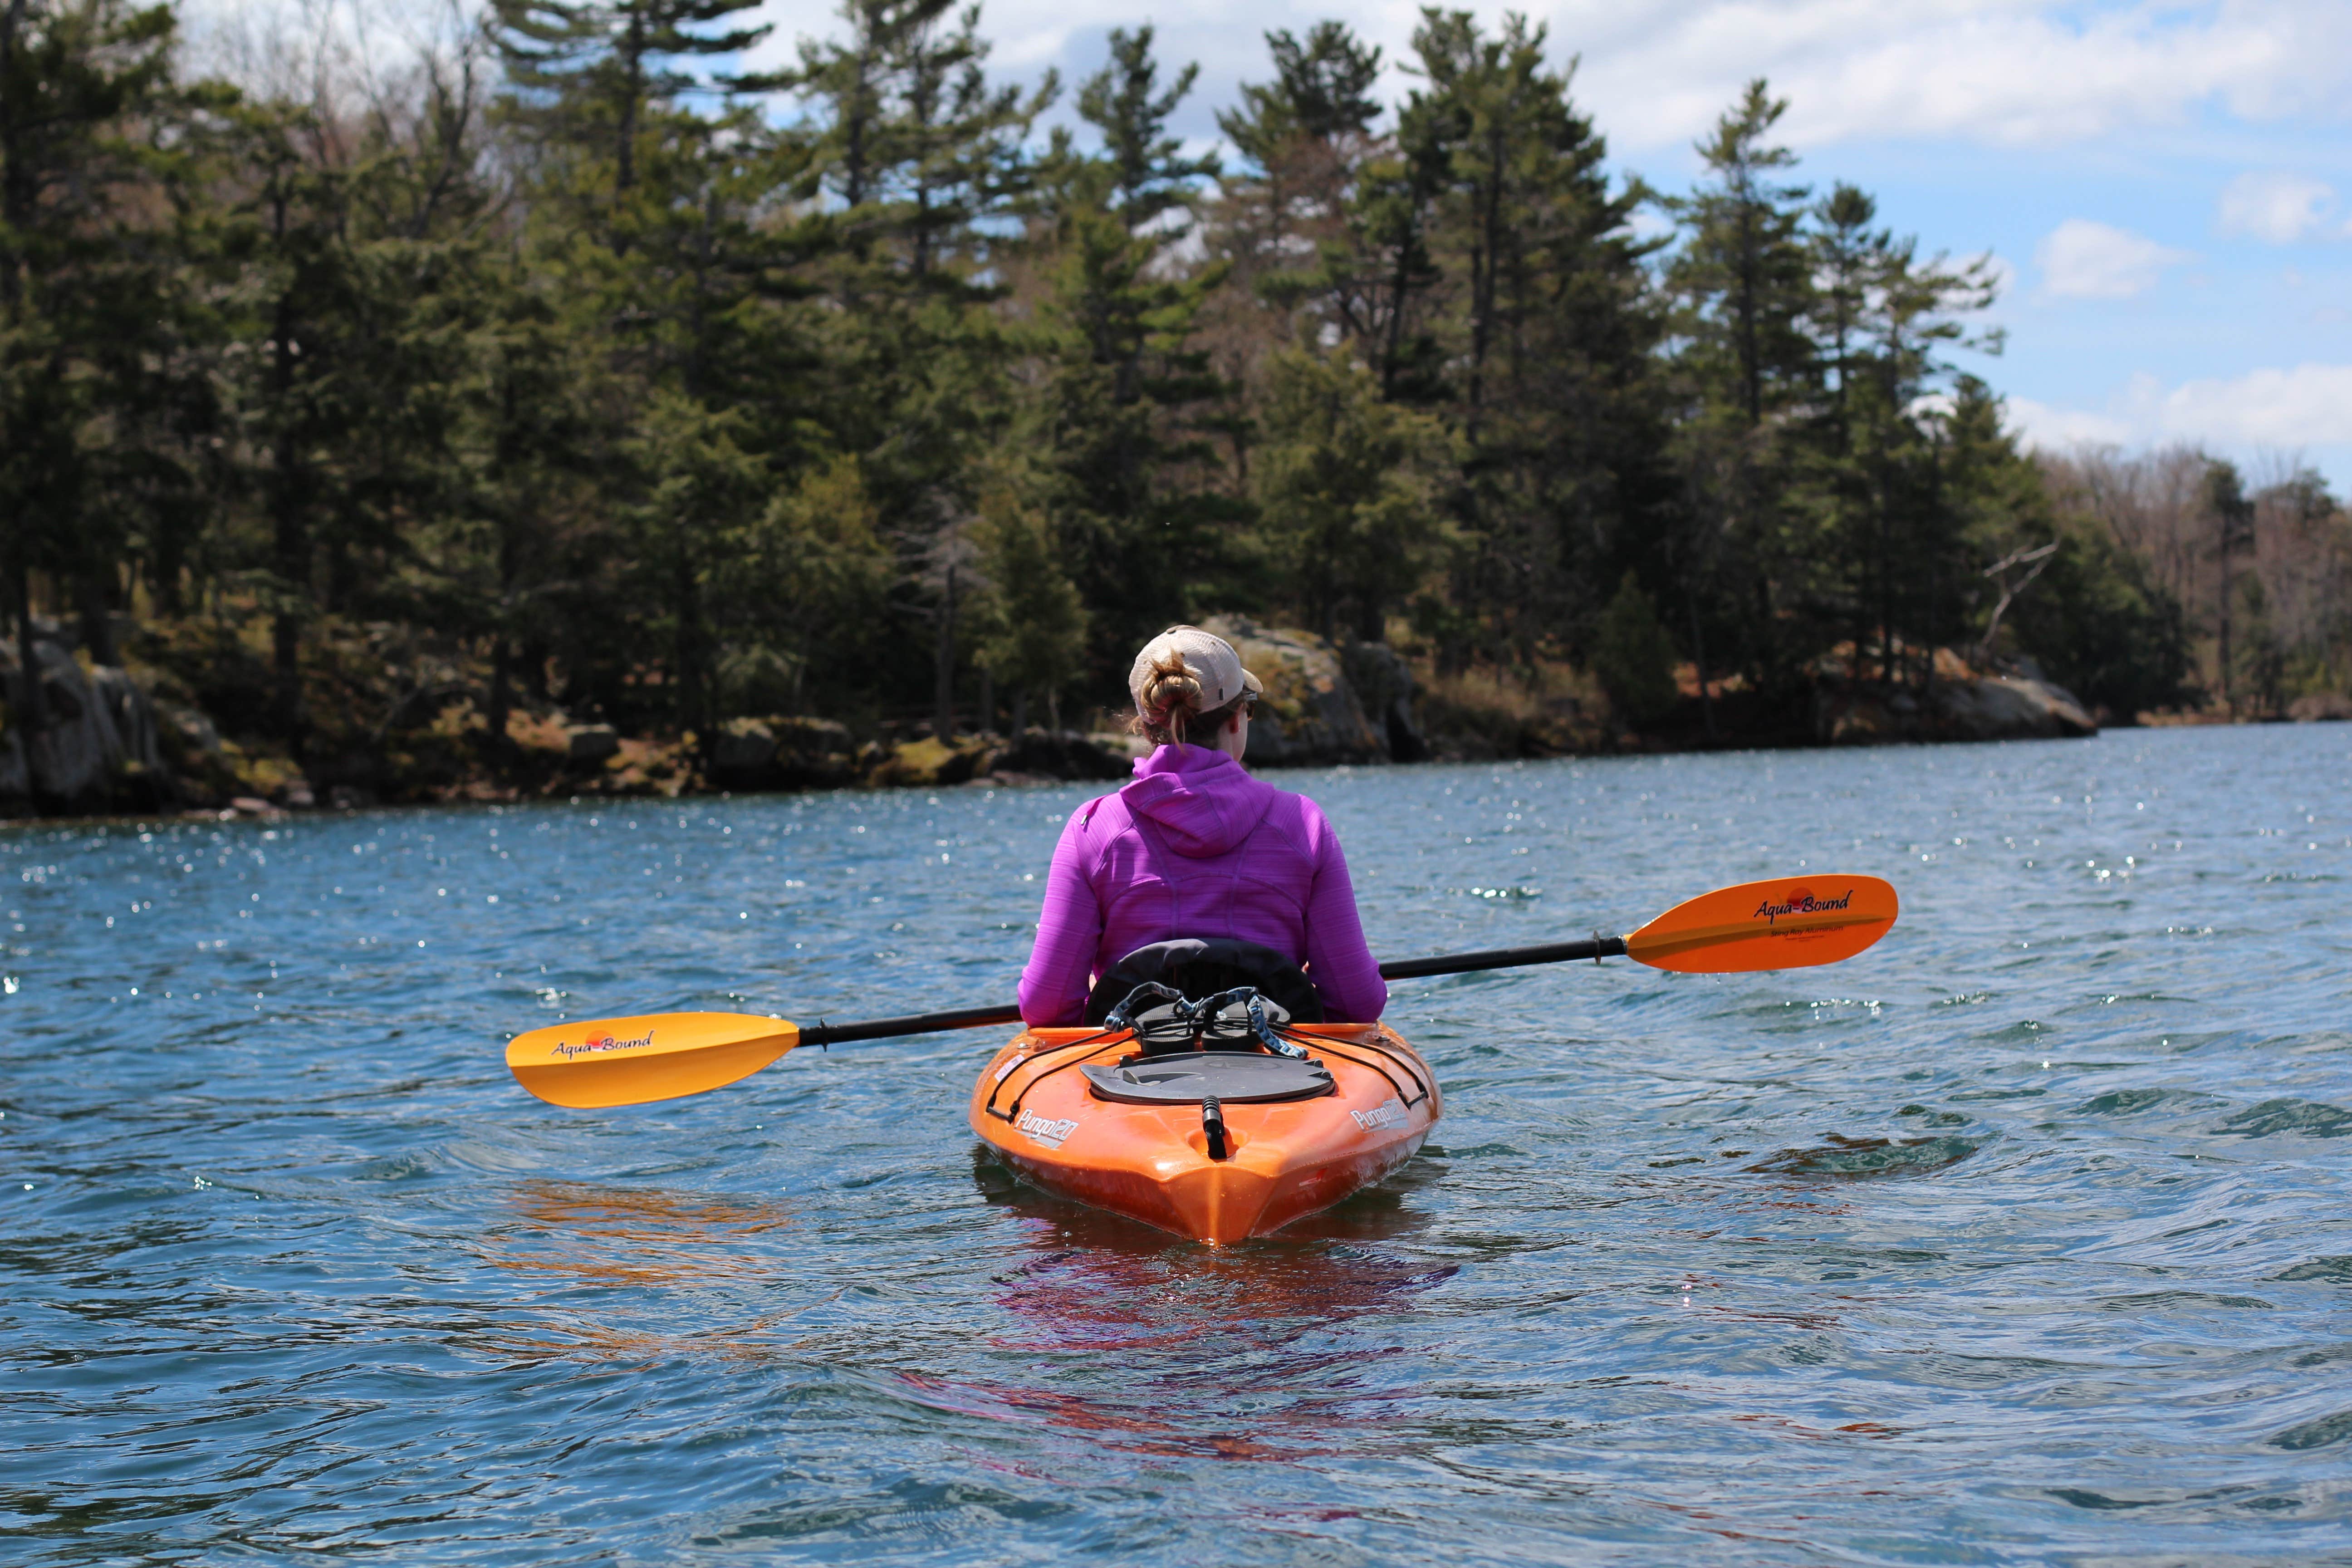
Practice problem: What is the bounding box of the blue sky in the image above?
[733,0,2352,492]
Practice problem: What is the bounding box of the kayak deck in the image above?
[969,1024,1441,1244]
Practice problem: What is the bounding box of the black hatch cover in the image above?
[1083,1052,1336,1105]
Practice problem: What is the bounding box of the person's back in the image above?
[1017,627,1387,1025]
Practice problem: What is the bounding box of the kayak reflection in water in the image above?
[1015,625,1389,1026]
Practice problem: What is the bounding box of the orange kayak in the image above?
[969,1024,1441,1244]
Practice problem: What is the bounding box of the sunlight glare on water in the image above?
[5,725,2351,1563]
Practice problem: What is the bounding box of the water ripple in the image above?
[5,729,2352,1563]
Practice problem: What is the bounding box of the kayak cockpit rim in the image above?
[981,1022,1431,1124]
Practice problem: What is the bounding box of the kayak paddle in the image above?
[505,872,1896,1109]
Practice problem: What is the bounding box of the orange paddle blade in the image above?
[1625,874,1898,973]
[505,1012,800,1109]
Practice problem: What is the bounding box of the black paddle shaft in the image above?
[796,936,1631,1046]
[801,1004,1024,1048]
[1378,934,1627,980]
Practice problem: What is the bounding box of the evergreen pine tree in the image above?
[784,0,1050,717]
[1662,78,1814,696]
[0,0,185,769]
[1077,25,1219,235]
[0,1,2237,810]
[1030,25,1239,676]
[489,0,770,198]
[970,474,1087,730]
[1592,571,1679,728]
[1213,21,1383,294]
[1404,10,1661,669]
[1254,348,1449,643]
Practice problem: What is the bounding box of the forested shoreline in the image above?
[5,0,2352,816]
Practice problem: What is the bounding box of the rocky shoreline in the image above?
[6,612,2330,825]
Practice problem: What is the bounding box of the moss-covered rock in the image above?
[1199,616,1394,765]
[868,736,988,789]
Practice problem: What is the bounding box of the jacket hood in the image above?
[1120,745,1277,857]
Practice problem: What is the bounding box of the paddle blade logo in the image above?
[552,1029,654,1060]
[1626,874,1898,973]
[1751,886,1853,926]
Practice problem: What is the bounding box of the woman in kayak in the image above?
[1016,625,1389,1025]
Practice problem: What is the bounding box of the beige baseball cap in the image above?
[1128,625,1264,712]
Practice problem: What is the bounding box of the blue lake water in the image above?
[5,724,2352,1564]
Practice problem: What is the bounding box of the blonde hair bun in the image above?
[1138,652,1204,720]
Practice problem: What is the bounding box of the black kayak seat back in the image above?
[1082,937,1325,1027]
[1083,1052,1335,1105]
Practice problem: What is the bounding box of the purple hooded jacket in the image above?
[1016,744,1388,1025]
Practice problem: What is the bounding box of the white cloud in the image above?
[2010,363,2352,454]
[2006,395,2136,448]
[2158,363,2352,446]
[2035,219,2192,299]
[2218,171,2338,243]
[1493,0,2352,153]
[1626,207,1676,243]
